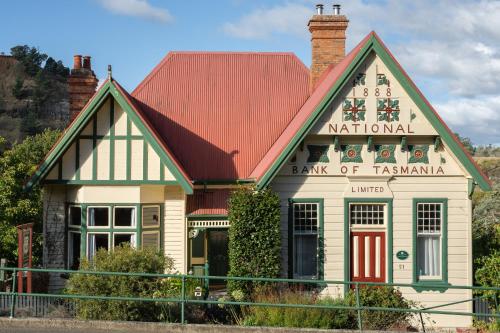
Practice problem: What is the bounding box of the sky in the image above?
[1,0,499,145]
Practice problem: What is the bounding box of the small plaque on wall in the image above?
[396,250,409,260]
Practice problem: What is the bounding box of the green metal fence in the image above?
[0,266,498,331]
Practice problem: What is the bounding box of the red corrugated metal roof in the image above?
[132,52,310,181]
[186,189,231,216]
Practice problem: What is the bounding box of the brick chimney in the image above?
[68,55,98,120]
[308,4,349,91]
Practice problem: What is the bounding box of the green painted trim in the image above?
[257,35,491,191]
[287,198,324,281]
[412,198,449,292]
[191,179,255,185]
[92,115,98,180]
[160,162,165,181]
[126,117,131,181]
[80,204,87,259]
[109,98,115,180]
[468,179,476,199]
[57,161,62,180]
[43,179,179,185]
[79,135,143,140]
[75,139,80,181]
[143,140,148,181]
[343,197,393,294]
[186,214,228,221]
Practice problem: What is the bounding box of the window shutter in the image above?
[142,231,160,249]
[142,206,160,228]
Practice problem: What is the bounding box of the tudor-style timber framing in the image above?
[256,33,491,191]
[26,79,193,193]
[343,197,393,294]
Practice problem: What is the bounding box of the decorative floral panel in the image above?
[341,144,363,163]
[307,145,330,163]
[408,145,430,164]
[377,73,389,86]
[343,98,366,122]
[377,98,400,122]
[353,73,366,86]
[375,144,396,164]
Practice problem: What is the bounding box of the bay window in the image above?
[67,203,162,266]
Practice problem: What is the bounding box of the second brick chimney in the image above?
[68,55,98,120]
[308,4,349,91]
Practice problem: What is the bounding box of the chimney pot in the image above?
[73,55,82,70]
[82,56,91,70]
[308,6,349,91]
[333,4,341,15]
[316,4,324,15]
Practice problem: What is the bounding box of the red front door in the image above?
[350,231,386,283]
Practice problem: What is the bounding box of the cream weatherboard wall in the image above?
[44,98,177,184]
[270,51,475,327]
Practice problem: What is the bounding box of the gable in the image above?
[255,32,491,190]
[27,80,193,193]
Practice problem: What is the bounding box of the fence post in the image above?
[181,275,186,324]
[9,268,17,318]
[355,283,363,332]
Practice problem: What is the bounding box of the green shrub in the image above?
[227,186,281,299]
[346,286,414,330]
[65,245,173,321]
[474,250,500,331]
[243,287,355,329]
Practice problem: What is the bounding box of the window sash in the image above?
[113,232,136,248]
[87,232,110,260]
[113,206,136,228]
[292,202,319,279]
[68,206,82,227]
[417,235,441,278]
[349,204,385,226]
[87,206,110,228]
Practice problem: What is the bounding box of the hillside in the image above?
[475,157,500,189]
[0,48,70,148]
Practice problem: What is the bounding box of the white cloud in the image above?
[436,96,500,145]
[223,3,310,39]
[222,0,500,143]
[96,0,173,23]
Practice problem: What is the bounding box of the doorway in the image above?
[189,228,229,288]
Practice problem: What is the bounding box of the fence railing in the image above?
[0,266,498,332]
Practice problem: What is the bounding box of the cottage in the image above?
[27,5,491,327]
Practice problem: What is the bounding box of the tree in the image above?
[10,45,48,77]
[0,129,60,265]
[12,78,27,100]
[472,191,500,262]
[454,133,475,155]
[227,186,282,299]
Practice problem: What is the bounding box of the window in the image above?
[289,199,323,279]
[88,207,109,227]
[68,231,81,270]
[350,204,385,225]
[141,205,161,250]
[413,199,448,286]
[114,207,135,227]
[87,233,109,260]
[113,233,136,247]
[416,203,442,278]
[68,206,81,226]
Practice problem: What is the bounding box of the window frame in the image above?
[87,206,111,229]
[412,198,449,291]
[288,198,324,280]
[66,203,164,263]
[87,231,111,259]
[113,232,137,248]
[67,230,81,269]
[349,203,387,229]
[112,206,137,229]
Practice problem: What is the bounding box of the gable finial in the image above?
[107,65,112,80]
